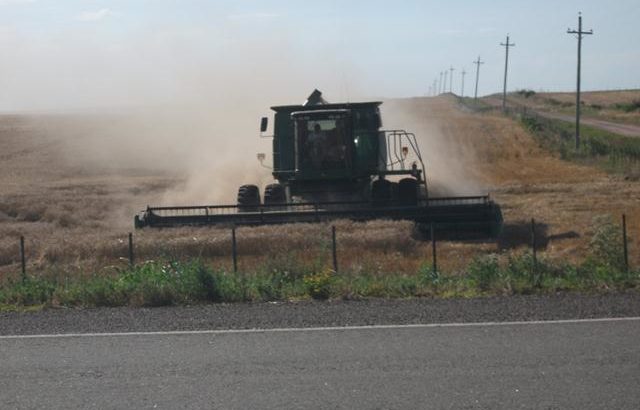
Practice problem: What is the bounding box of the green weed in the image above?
[614,100,640,113]
[303,268,335,300]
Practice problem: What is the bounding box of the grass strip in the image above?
[1,250,636,310]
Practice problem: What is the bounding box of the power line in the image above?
[500,34,515,112]
[449,66,455,94]
[461,68,467,98]
[473,56,484,100]
[567,12,593,150]
[443,69,448,94]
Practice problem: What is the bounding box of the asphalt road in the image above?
[1,318,639,409]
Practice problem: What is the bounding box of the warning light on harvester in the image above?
[402,146,409,158]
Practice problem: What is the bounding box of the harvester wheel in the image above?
[398,178,418,206]
[371,178,393,205]
[237,184,261,212]
[264,183,286,206]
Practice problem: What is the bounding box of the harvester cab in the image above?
[134,90,502,239]
[261,89,427,206]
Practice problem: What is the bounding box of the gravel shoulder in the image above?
[1,292,639,336]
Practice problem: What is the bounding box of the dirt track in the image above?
[485,95,640,137]
[537,111,640,137]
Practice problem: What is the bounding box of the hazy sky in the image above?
[0,0,638,110]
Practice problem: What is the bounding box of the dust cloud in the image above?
[381,98,486,196]
[0,25,365,209]
[0,23,479,216]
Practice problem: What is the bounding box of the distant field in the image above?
[1,96,639,295]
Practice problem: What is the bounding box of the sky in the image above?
[0,0,638,111]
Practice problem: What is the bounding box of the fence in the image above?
[8,214,633,283]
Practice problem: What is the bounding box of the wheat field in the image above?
[1,96,639,282]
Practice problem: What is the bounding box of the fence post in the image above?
[622,214,629,273]
[128,232,134,268]
[431,223,437,277]
[331,225,338,273]
[531,218,538,286]
[20,235,26,283]
[231,227,238,273]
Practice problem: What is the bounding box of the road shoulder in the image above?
[1,291,639,336]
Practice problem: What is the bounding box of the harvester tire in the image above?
[237,184,261,212]
[264,183,286,206]
[371,178,393,205]
[398,178,418,206]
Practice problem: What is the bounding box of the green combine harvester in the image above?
[135,90,502,238]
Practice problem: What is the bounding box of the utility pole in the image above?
[443,70,448,94]
[433,79,437,96]
[473,56,484,100]
[449,66,455,94]
[460,68,467,98]
[567,12,593,150]
[500,34,515,112]
[439,71,443,94]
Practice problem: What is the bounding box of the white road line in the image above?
[1,316,639,340]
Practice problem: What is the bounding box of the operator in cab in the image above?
[308,123,326,168]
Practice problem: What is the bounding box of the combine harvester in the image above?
[135,90,502,238]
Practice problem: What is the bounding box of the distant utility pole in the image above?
[567,12,593,150]
[433,79,437,96]
[473,56,484,100]
[439,71,444,94]
[443,70,448,94]
[500,34,515,112]
[460,68,467,98]
[449,66,455,94]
